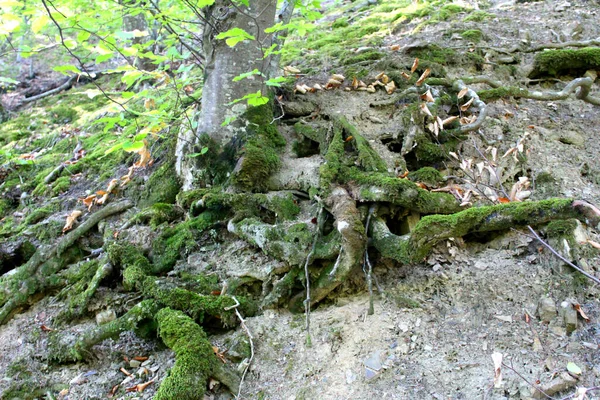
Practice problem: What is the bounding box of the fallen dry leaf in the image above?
[62,210,83,233]
[419,102,432,117]
[420,89,434,103]
[390,44,401,51]
[457,87,469,99]
[411,58,419,73]
[79,194,97,211]
[492,352,503,387]
[587,239,600,249]
[415,68,431,86]
[460,97,475,111]
[573,303,590,321]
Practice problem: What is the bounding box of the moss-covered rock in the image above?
[407,167,445,187]
[530,47,600,78]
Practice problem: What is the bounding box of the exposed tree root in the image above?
[290,187,365,312]
[370,199,600,264]
[0,200,133,325]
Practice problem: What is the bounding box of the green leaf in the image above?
[0,76,19,84]
[221,116,237,126]
[188,147,209,157]
[232,69,263,82]
[54,65,82,75]
[567,362,582,375]
[134,132,148,142]
[31,14,49,33]
[104,142,124,155]
[95,53,114,64]
[265,76,288,87]
[122,141,145,152]
[215,28,255,47]
[77,30,91,42]
[244,90,269,107]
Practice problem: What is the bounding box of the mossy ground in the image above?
[281,0,482,76]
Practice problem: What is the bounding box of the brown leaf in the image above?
[411,58,419,73]
[385,80,396,94]
[79,194,97,211]
[345,136,354,142]
[144,98,155,110]
[331,73,345,82]
[375,72,385,80]
[108,385,119,397]
[460,97,475,112]
[352,76,359,89]
[419,102,432,117]
[497,197,511,203]
[457,87,469,99]
[400,72,411,80]
[420,89,434,103]
[133,356,149,361]
[134,146,152,168]
[295,84,307,94]
[586,240,600,249]
[40,324,54,331]
[573,304,590,321]
[63,210,83,233]
[415,68,431,86]
[120,367,131,376]
[390,44,400,51]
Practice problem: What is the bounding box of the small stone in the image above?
[345,369,357,384]
[129,360,141,368]
[556,130,585,147]
[363,350,384,371]
[96,309,116,325]
[537,297,557,322]
[533,372,577,398]
[562,302,578,334]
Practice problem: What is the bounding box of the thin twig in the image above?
[303,206,324,345]
[527,226,600,285]
[225,296,254,400]
[502,360,555,400]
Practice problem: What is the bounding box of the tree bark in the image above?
[176,0,277,189]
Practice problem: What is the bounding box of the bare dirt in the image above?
[2,0,600,399]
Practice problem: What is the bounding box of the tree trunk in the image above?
[176,0,277,190]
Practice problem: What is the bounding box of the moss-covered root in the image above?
[529,47,600,78]
[0,200,133,326]
[154,308,241,399]
[337,116,387,173]
[48,300,160,363]
[371,199,600,264]
[289,187,365,312]
[55,261,113,324]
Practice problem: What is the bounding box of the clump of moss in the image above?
[464,10,495,22]
[530,47,600,78]
[341,49,385,66]
[546,219,578,238]
[332,16,349,28]
[461,29,483,43]
[49,105,78,124]
[154,308,216,400]
[232,104,286,192]
[408,167,445,187]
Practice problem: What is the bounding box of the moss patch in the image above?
[530,47,600,78]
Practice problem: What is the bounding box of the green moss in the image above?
[463,10,494,22]
[339,116,387,172]
[49,105,78,124]
[332,17,349,28]
[407,167,445,187]
[154,308,216,400]
[149,203,184,226]
[546,219,578,238]
[408,44,457,66]
[232,104,286,192]
[319,123,344,190]
[341,49,385,66]
[138,161,181,207]
[477,86,531,102]
[461,29,483,43]
[151,211,221,272]
[19,204,53,226]
[50,176,71,196]
[530,47,600,78]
